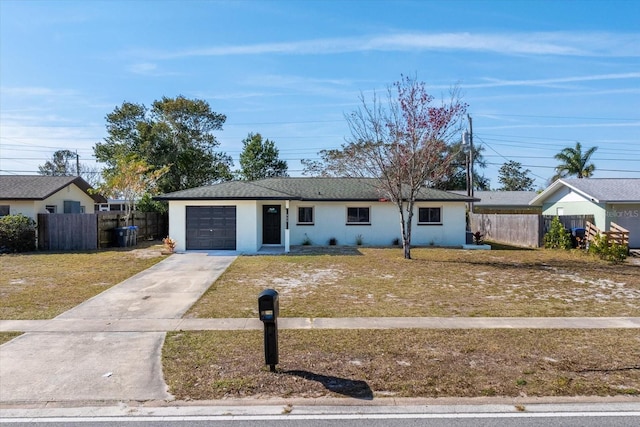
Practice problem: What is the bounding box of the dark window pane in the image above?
[347,207,369,223]
[298,207,313,223]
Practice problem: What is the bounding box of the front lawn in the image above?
[163,329,640,400]
[0,242,167,319]
[186,247,640,318]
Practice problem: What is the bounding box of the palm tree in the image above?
[552,142,598,181]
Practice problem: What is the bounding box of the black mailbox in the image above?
[258,289,279,322]
[258,289,279,371]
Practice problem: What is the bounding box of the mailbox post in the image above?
[258,289,279,372]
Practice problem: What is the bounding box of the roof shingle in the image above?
[156,177,474,202]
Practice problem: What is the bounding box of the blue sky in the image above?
[1,0,638,189]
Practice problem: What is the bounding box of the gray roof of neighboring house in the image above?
[530,178,640,205]
[0,175,107,203]
[451,190,538,207]
[156,177,476,202]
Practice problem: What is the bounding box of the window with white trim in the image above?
[347,207,370,224]
[418,207,442,224]
[298,206,314,225]
[45,205,57,213]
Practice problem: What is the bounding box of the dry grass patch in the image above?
[162,329,640,400]
[0,242,167,319]
[0,332,21,345]
[186,247,640,318]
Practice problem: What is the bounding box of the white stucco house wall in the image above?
[156,177,476,253]
[529,178,640,248]
[0,175,105,224]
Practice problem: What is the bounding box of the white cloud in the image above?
[134,31,640,60]
[464,72,640,89]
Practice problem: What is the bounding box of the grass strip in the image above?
[163,329,640,400]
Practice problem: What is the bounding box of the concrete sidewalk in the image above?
[0,252,237,404]
[2,316,640,332]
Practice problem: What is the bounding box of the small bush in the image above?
[392,237,401,246]
[588,233,628,264]
[0,214,36,253]
[301,233,312,245]
[328,237,337,246]
[543,217,572,250]
[355,234,363,246]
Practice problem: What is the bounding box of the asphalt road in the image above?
[2,413,639,427]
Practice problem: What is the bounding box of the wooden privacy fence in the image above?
[585,221,629,247]
[38,213,98,251]
[469,213,595,248]
[38,212,168,251]
[469,213,542,247]
[97,212,168,248]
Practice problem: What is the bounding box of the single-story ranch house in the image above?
[156,177,476,253]
[0,175,105,224]
[529,178,640,248]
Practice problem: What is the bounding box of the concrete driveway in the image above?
[0,252,237,403]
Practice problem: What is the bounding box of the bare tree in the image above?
[310,75,467,259]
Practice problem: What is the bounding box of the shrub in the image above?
[0,214,36,253]
[355,234,363,246]
[543,217,572,250]
[588,233,628,264]
[328,237,337,246]
[301,233,312,245]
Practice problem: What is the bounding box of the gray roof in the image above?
[562,179,640,202]
[156,177,475,202]
[531,178,640,205]
[452,190,538,207]
[0,175,106,203]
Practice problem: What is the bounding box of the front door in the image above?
[262,205,281,245]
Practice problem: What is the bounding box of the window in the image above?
[418,207,442,224]
[45,205,57,213]
[298,207,314,224]
[347,207,370,224]
[0,205,9,217]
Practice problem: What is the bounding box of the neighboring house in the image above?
[452,191,540,214]
[529,178,640,248]
[96,198,131,212]
[0,175,106,223]
[155,177,476,253]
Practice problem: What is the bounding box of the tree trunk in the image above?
[399,200,412,259]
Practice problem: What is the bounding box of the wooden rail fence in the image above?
[585,221,629,247]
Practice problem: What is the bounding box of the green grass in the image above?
[186,247,640,318]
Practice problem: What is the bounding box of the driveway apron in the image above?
[0,252,237,403]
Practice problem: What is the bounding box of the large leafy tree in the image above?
[237,133,288,180]
[306,75,467,259]
[498,160,535,191]
[94,96,233,193]
[38,149,101,187]
[552,141,598,181]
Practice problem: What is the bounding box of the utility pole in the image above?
[76,150,80,177]
[468,114,473,199]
